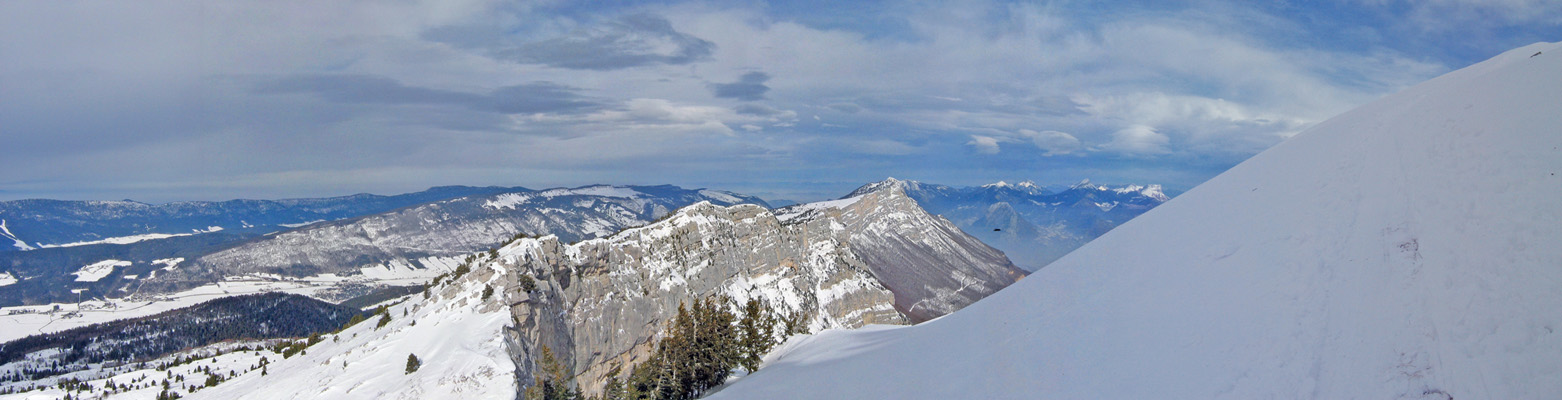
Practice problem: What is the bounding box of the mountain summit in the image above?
[843,177,1172,270]
[715,41,1562,399]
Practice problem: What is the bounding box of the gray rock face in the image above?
[822,183,1027,322]
[144,185,767,292]
[497,183,1023,394]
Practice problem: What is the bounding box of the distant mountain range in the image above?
[0,186,523,251]
[850,178,1174,270]
[0,185,767,307]
[0,178,1168,307]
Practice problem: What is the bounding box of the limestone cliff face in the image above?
[495,184,1025,394]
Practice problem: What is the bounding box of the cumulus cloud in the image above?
[499,13,715,70]
[1020,129,1082,156]
[967,135,1002,154]
[710,72,771,101]
[1099,125,1171,156]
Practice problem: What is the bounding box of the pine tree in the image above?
[736,298,777,373]
[525,345,579,400]
[405,354,420,374]
[518,274,538,292]
[622,296,742,399]
[600,376,626,400]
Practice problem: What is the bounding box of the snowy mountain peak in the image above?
[1104,183,1170,201]
[1069,178,1098,190]
[844,177,919,199]
[1140,184,1169,201]
[981,180,1010,188]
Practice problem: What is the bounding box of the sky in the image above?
[2,0,1558,204]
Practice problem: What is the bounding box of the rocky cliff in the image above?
[496,182,1024,394]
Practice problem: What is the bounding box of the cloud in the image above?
[1020,129,1082,156]
[1099,125,1171,156]
[850,139,921,155]
[254,74,605,115]
[519,98,773,137]
[710,72,772,101]
[731,104,799,127]
[967,135,1002,154]
[1073,92,1311,158]
[5,0,1542,203]
[1393,0,1562,28]
[499,13,715,70]
[734,104,785,116]
[828,103,863,113]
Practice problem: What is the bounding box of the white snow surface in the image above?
[0,340,277,400]
[698,189,743,203]
[773,195,864,222]
[0,266,449,343]
[278,219,326,228]
[152,257,185,269]
[72,259,131,282]
[0,219,32,250]
[716,42,1562,399]
[36,226,224,249]
[484,185,645,210]
[0,272,15,287]
[193,263,515,399]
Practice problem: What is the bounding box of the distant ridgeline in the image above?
[0,186,524,252]
[0,293,363,382]
[0,185,768,307]
[851,178,1174,271]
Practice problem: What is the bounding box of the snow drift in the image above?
[714,42,1562,399]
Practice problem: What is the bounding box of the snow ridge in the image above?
[0,219,31,250]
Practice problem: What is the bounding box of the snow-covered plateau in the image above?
[713,41,1562,400]
[0,258,454,344]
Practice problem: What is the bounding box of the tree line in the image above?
[526,295,806,400]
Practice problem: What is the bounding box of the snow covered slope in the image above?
[191,259,517,400]
[715,42,1562,399]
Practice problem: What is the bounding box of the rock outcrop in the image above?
[498,183,1024,394]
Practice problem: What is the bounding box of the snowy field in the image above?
[0,255,461,344]
[37,226,225,250]
[71,260,132,282]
